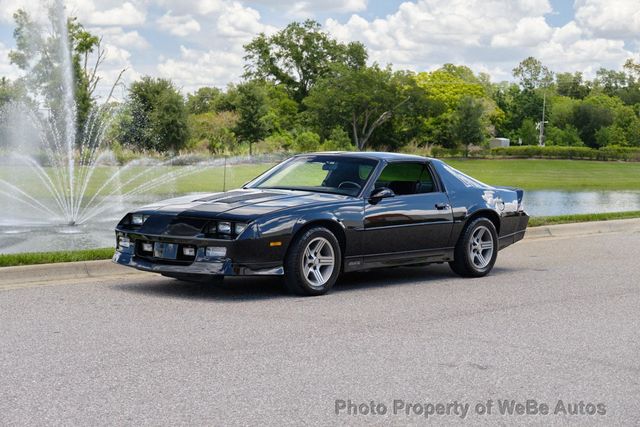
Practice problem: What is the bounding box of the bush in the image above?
[255,132,295,153]
[110,140,139,165]
[595,125,627,148]
[430,145,487,158]
[489,145,640,161]
[546,125,583,146]
[322,127,353,151]
[294,131,321,152]
[187,111,239,154]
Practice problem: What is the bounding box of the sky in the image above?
[0,0,638,100]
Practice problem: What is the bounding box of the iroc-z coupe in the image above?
[114,153,529,295]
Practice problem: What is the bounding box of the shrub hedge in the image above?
[429,145,640,161]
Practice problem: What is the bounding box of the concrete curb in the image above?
[0,258,149,286]
[525,217,640,240]
[1,218,639,287]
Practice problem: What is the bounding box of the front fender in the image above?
[290,212,346,236]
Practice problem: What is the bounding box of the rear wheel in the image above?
[284,227,341,296]
[449,217,498,278]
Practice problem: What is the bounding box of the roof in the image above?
[299,151,434,162]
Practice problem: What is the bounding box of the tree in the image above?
[244,20,367,102]
[186,87,223,114]
[234,80,270,150]
[118,77,189,152]
[294,130,321,152]
[187,111,238,154]
[595,125,627,147]
[304,65,405,150]
[513,57,554,90]
[261,84,299,134]
[518,119,538,145]
[322,127,353,151]
[570,102,614,148]
[415,65,486,111]
[0,77,22,107]
[594,68,627,96]
[555,72,589,99]
[546,126,583,146]
[450,96,485,155]
[414,65,499,148]
[8,9,122,138]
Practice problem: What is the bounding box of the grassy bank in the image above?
[527,210,640,227]
[0,248,114,267]
[2,210,639,267]
[445,159,640,191]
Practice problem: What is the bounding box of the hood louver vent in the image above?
[197,192,283,204]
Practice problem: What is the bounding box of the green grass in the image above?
[0,247,114,267]
[445,159,640,191]
[528,210,640,227]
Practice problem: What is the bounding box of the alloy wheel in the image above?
[301,237,335,288]
[468,225,494,269]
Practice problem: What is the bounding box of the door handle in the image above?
[435,202,450,210]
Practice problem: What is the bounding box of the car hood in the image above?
[138,188,351,221]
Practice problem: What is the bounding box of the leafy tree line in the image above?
[2,15,640,155]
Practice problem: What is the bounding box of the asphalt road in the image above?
[1,232,639,426]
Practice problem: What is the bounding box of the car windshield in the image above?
[249,156,378,196]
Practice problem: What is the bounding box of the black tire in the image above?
[449,217,498,278]
[161,273,224,285]
[284,226,342,296]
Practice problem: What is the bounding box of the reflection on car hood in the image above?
[139,188,349,220]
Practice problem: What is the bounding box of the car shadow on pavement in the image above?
[114,264,514,302]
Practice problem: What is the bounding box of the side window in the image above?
[417,165,436,194]
[374,162,437,195]
[374,162,423,195]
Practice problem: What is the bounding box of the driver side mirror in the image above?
[369,187,395,203]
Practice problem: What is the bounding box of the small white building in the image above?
[489,137,510,148]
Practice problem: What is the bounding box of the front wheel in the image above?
[449,217,498,278]
[284,227,341,296]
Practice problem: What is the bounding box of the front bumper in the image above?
[112,231,285,277]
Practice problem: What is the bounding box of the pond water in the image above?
[1,190,640,254]
[523,190,640,217]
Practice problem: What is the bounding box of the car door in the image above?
[362,161,454,257]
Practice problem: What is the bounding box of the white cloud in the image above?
[237,0,367,18]
[157,45,244,92]
[153,1,278,91]
[286,0,367,18]
[575,0,640,39]
[84,2,146,26]
[92,27,149,50]
[0,0,147,26]
[324,0,635,80]
[2,0,639,93]
[157,12,201,37]
[0,0,49,23]
[491,17,553,48]
[216,2,272,38]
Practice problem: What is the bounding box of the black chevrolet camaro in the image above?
[113,152,529,295]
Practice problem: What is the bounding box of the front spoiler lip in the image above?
[113,250,284,276]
